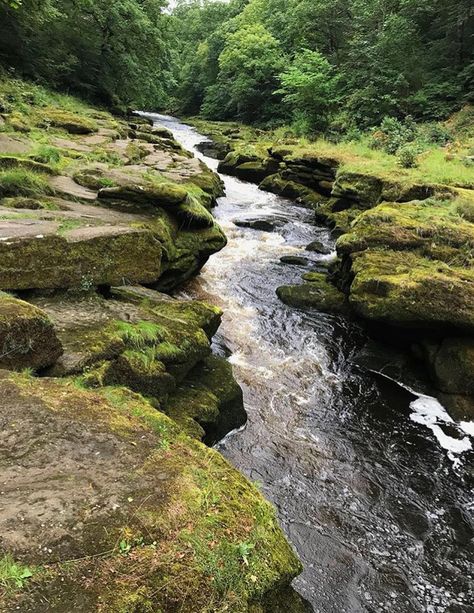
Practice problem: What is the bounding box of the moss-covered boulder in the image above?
[277,272,349,313]
[0,372,302,613]
[98,182,188,207]
[163,355,246,443]
[337,196,474,261]
[39,108,98,134]
[349,250,474,331]
[0,294,62,370]
[0,230,163,290]
[423,337,474,395]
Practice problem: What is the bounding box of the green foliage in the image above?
[277,49,336,134]
[370,116,418,154]
[202,23,285,122]
[397,144,419,169]
[170,0,474,132]
[0,0,172,108]
[0,555,33,592]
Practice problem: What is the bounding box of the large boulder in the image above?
[98,182,188,207]
[348,250,474,331]
[0,294,62,370]
[0,372,302,612]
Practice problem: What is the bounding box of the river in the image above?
[141,114,473,613]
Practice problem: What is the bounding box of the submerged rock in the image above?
[280,255,309,266]
[234,217,284,232]
[277,272,348,313]
[305,240,333,254]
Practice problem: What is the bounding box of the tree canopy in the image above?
[169,0,474,132]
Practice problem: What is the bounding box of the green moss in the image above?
[0,168,53,198]
[98,181,188,207]
[337,195,474,261]
[277,273,348,313]
[349,249,474,331]
[0,294,62,370]
[0,155,55,175]
[0,230,164,290]
[38,108,98,135]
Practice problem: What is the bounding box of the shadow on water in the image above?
[141,113,474,613]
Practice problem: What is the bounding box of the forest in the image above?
[1,0,473,135]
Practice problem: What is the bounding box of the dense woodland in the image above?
[0,0,473,135]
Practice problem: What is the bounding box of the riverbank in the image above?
[0,76,307,611]
[186,116,474,420]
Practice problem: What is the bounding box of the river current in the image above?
[141,114,473,613]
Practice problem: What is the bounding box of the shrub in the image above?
[456,199,474,222]
[370,116,418,154]
[397,144,419,168]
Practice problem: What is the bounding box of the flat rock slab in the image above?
[0,134,31,154]
[49,175,97,200]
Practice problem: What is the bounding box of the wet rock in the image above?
[277,272,349,313]
[234,217,283,232]
[0,294,62,371]
[163,355,246,443]
[196,140,230,160]
[425,337,474,395]
[305,240,333,254]
[280,255,309,266]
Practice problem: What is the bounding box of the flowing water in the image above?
[142,114,474,613]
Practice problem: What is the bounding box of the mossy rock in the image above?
[331,171,384,207]
[0,155,55,175]
[0,294,62,370]
[98,182,188,207]
[0,373,301,612]
[0,230,163,290]
[424,337,474,394]
[0,196,51,210]
[349,249,474,331]
[39,108,98,134]
[337,197,474,261]
[163,355,246,443]
[277,272,349,313]
[232,159,279,183]
[218,150,261,175]
[174,195,216,229]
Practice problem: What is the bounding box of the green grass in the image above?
[0,555,34,594]
[0,169,53,198]
[115,320,167,349]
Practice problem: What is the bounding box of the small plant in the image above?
[0,555,34,591]
[116,321,167,349]
[31,145,62,165]
[397,144,420,168]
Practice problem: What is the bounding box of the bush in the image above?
[397,144,419,168]
[456,199,474,222]
[370,116,418,154]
